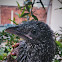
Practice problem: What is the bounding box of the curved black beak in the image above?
[5,26,19,35]
[5,26,32,40]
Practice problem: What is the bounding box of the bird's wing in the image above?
[17,41,27,62]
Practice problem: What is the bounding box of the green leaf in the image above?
[16,1,20,8]
[15,13,21,17]
[26,5,32,12]
[26,6,30,12]
[32,14,38,21]
[8,52,10,55]
[21,13,29,17]
[16,7,26,18]
[9,18,18,25]
[0,48,4,54]
[56,41,62,48]
[11,55,17,59]
[6,46,11,52]
[54,59,60,62]
[21,7,26,17]
[16,1,24,11]
[58,47,62,52]
[3,53,7,57]
[27,2,32,5]
[0,55,3,60]
[0,48,4,60]
[14,39,18,42]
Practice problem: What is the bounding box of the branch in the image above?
[40,0,45,10]
[32,0,35,7]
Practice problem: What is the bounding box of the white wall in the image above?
[32,0,50,7]
[0,0,50,7]
[50,0,62,33]
[0,0,24,6]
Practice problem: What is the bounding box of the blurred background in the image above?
[0,0,62,33]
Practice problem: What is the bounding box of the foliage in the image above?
[9,18,18,25]
[0,46,12,60]
[0,30,20,60]
[54,27,62,62]
[9,0,39,24]
[0,30,20,46]
[16,0,38,21]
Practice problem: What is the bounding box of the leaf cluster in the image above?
[9,1,38,24]
[54,27,62,62]
[0,30,20,60]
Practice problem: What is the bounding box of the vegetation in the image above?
[54,27,62,62]
[0,0,62,62]
[0,30,20,61]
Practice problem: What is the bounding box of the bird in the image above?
[6,20,56,62]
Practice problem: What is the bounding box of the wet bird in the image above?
[6,20,56,62]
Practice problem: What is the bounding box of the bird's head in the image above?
[5,20,53,44]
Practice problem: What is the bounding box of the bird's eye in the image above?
[31,30,37,34]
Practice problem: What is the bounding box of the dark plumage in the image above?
[6,21,56,62]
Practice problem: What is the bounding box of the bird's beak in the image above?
[5,26,32,40]
[5,26,19,35]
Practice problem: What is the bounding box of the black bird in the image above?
[6,20,56,62]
